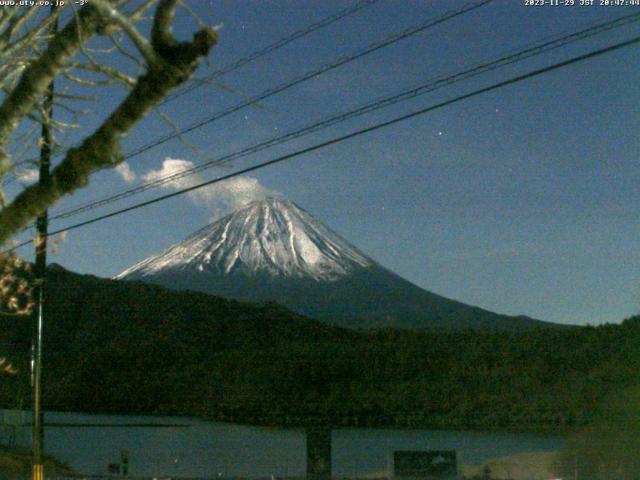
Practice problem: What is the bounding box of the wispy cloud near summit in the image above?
[142,157,280,218]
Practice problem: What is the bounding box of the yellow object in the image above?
[32,463,44,480]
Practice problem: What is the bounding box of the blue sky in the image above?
[8,0,640,325]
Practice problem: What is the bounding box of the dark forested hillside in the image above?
[1,265,638,432]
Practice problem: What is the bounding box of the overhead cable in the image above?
[1,0,381,188]
[164,0,381,104]
[8,33,639,252]
[49,11,640,221]
[123,0,494,160]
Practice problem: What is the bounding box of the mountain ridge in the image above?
[117,198,373,282]
[117,198,556,331]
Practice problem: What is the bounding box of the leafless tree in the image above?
[0,0,218,245]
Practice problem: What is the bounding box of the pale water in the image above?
[1,411,563,477]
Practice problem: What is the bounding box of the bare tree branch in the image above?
[0,2,217,244]
[74,44,137,88]
[128,0,158,23]
[0,3,112,176]
[0,7,57,57]
[91,0,159,66]
[109,31,146,70]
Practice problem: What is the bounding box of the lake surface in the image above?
[1,410,563,477]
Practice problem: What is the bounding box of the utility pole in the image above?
[32,7,57,480]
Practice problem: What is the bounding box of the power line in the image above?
[1,0,380,189]
[164,0,381,104]
[122,0,493,160]
[8,33,639,252]
[49,11,640,222]
[5,0,495,236]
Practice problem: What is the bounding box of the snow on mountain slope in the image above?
[116,197,554,331]
[116,198,374,282]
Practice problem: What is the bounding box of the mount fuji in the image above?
[116,198,552,331]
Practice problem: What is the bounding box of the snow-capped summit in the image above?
[117,197,552,331]
[116,198,374,282]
